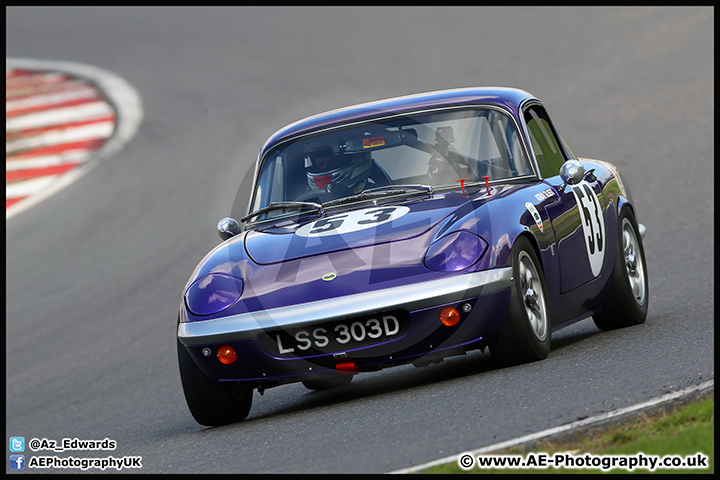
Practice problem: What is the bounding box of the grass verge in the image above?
[422,393,713,474]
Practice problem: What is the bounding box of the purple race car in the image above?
[177,87,648,426]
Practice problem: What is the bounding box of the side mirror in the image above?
[217,217,240,240]
[558,159,585,193]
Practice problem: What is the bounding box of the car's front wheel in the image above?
[177,337,252,427]
[593,208,648,331]
[489,236,551,365]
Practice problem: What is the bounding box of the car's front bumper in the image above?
[178,267,513,382]
[179,267,511,345]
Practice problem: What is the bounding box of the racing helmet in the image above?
[305,146,372,192]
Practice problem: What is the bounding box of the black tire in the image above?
[489,236,551,365]
[593,208,648,331]
[177,337,252,426]
[302,374,354,391]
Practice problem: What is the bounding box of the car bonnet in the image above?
[244,193,483,265]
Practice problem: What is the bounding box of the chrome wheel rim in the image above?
[622,218,646,306]
[518,251,548,341]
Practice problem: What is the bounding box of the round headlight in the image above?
[424,231,487,272]
[185,273,244,316]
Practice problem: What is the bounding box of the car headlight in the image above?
[424,231,487,272]
[185,273,244,316]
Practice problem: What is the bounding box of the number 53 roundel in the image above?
[295,206,410,237]
[570,181,606,277]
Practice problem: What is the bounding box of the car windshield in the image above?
[248,107,533,220]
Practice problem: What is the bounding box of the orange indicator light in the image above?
[217,345,237,364]
[439,307,461,327]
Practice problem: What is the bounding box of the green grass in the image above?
[422,393,713,474]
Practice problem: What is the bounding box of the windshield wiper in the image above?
[322,184,434,207]
[241,201,324,223]
[363,184,434,195]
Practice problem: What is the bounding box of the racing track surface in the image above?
[6,7,713,474]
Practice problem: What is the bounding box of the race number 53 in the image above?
[570,182,605,277]
[296,206,410,237]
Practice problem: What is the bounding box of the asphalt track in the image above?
[6,7,714,474]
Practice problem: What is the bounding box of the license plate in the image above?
[260,311,408,357]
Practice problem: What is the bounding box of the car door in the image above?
[523,104,606,293]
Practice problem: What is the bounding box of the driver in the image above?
[305,146,373,195]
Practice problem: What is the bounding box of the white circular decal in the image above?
[295,206,410,237]
[570,181,606,277]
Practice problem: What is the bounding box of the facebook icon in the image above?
[9,455,25,470]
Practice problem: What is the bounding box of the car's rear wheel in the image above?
[593,208,648,331]
[302,374,354,391]
[177,337,252,426]
[489,236,551,365]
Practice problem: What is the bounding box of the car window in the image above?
[249,108,533,216]
[523,105,568,179]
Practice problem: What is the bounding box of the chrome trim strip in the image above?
[178,267,512,346]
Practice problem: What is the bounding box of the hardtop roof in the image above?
[259,87,536,154]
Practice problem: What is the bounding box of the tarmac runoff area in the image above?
[5,58,143,219]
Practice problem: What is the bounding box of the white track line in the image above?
[6,58,144,220]
[390,379,714,474]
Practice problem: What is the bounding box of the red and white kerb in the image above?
[6,68,116,209]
